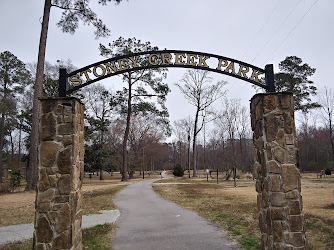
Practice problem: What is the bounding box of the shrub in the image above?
[10,168,22,191]
[325,168,332,175]
[173,164,184,177]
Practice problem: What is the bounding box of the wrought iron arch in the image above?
[58,50,275,97]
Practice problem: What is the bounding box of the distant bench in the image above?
[317,170,325,178]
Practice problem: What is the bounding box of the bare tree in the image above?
[216,98,252,184]
[175,69,227,177]
[173,119,191,169]
[318,87,334,160]
[218,98,238,182]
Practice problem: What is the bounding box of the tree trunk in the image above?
[99,169,104,180]
[10,133,14,164]
[187,130,191,178]
[329,117,334,161]
[203,122,206,170]
[100,128,104,181]
[179,141,182,168]
[0,114,5,183]
[25,0,51,191]
[192,108,200,177]
[18,121,22,170]
[122,75,132,181]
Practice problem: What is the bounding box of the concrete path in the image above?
[0,210,120,245]
[112,176,240,250]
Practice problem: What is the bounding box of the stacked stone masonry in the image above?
[251,93,306,250]
[34,98,85,250]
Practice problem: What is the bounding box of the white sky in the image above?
[1,0,332,140]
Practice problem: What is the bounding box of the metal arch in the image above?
[58,50,275,97]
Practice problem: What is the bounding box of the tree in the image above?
[173,119,189,169]
[99,37,170,181]
[318,87,334,161]
[275,56,320,112]
[26,0,123,190]
[175,69,226,177]
[127,114,167,176]
[0,51,31,183]
[82,84,114,180]
[218,98,238,183]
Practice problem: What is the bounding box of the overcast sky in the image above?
[1,0,332,140]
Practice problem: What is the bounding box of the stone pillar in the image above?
[250,93,306,249]
[34,98,85,250]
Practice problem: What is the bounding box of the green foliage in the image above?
[325,168,332,175]
[84,142,111,173]
[274,56,320,112]
[0,51,31,183]
[54,0,123,39]
[0,51,31,125]
[105,162,117,174]
[173,164,184,177]
[10,168,22,190]
[99,37,171,135]
[305,161,325,172]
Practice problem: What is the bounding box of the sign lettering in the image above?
[65,50,269,94]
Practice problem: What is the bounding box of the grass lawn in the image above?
[0,171,135,249]
[1,171,333,249]
[0,171,162,227]
[0,224,117,250]
[153,174,334,249]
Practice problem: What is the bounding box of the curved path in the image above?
[112,175,240,250]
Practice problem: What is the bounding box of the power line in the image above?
[225,1,282,96]
[250,0,303,64]
[229,0,317,97]
[262,0,319,66]
[240,0,281,60]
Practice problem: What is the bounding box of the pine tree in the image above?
[275,56,320,112]
[0,51,31,183]
[99,37,170,181]
[26,0,123,190]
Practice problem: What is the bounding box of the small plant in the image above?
[10,168,22,191]
[173,164,184,177]
[325,168,332,175]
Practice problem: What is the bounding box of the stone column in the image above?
[250,93,306,249]
[34,98,85,250]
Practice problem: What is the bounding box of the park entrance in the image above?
[33,50,306,249]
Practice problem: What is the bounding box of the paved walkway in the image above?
[0,210,120,245]
[112,175,240,250]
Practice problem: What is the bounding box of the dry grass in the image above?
[83,185,125,215]
[0,170,162,227]
[301,173,334,183]
[302,184,334,220]
[0,224,116,250]
[0,184,127,227]
[0,190,36,226]
[153,182,260,249]
[153,177,334,249]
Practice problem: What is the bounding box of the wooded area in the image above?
[0,48,333,188]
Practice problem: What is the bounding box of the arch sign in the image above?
[58,50,275,97]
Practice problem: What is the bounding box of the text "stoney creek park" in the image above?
[68,51,266,87]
